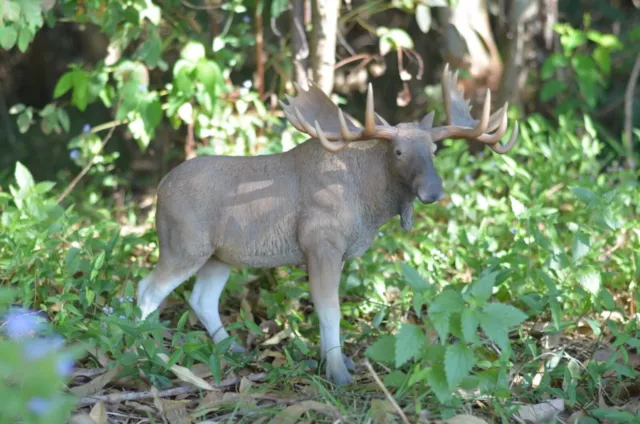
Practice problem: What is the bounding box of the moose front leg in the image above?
[306,242,353,386]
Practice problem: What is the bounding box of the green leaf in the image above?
[57,108,70,133]
[90,251,106,281]
[578,270,601,296]
[479,303,527,351]
[415,4,432,33]
[15,161,35,190]
[540,80,567,102]
[0,25,19,49]
[466,271,498,304]
[425,364,451,403]
[485,303,527,327]
[593,46,611,75]
[570,186,596,203]
[209,354,222,384]
[571,231,590,263]
[399,263,429,292]
[460,308,479,343]
[445,343,474,389]
[366,335,396,365]
[429,289,464,341]
[271,0,288,18]
[17,26,32,52]
[395,323,425,367]
[181,41,206,63]
[541,53,568,79]
[54,72,75,99]
[8,103,25,114]
[586,31,622,50]
[70,70,90,111]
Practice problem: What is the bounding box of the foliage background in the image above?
[0,0,639,423]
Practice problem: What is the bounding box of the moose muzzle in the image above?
[416,182,445,204]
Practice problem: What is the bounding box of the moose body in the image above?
[137,64,519,385]
[155,138,416,269]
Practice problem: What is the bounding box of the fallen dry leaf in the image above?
[151,386,191,424]
[157,353,215,391]
[370,398,397,424]
[89,401,107,424]
[515,398,565,423]
[70,364,124,397]
[67,414,96,424]
[267,400,339,424]
[445,415,489,424]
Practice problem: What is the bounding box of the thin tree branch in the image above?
[363,358,410,424]
[624,53,640,169]
[56,120,124,204]
[75,372,267,407]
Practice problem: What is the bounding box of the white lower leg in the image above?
[138,266,201,320]
[189,259,233,344]
[317,304,351,384]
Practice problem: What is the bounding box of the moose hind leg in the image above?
[189,258,247,353]
[137,246,212,320]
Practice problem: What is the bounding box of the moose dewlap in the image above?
[137,64,519,385]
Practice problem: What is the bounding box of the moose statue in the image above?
[137,64,518,385]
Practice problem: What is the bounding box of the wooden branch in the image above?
[363,359,410,424]
[624,53,640,170]
[75,372,267,407]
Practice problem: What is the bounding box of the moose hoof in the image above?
[343,354,355,372]
[229,342,249,354]
[326,355,353,386]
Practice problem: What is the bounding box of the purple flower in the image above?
[56,353,75,377]
[27,397,55,416]
[24,336,65,360]
[82,124,91,133]
[3,308,43,340]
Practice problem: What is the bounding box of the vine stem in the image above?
[56,117,126,205]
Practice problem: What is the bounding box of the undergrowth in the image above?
[1,108,639,423]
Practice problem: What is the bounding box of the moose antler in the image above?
[280,81,396,152]
[429,64,519,153]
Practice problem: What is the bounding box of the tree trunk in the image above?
[437,0,502,153]
[291,0,310,89]
[310,0,341,94]
[496,0,556,109]
[437,0,503,92]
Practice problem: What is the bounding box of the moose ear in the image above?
[419,111,435,130]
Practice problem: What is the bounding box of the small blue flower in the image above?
[27,397,55,416]
[242,80,252,89]
[119,315,125,319]
[378,232,384,237]
[70,149,80,160]
[56,353,75,377]
[511,228,517,235]
[3,308,42,340]
[243,15,250,23]
[138,84,148,93]
[24,336,65,360]
[82,124,91,133]
[126,296,133,302]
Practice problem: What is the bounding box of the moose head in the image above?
[280,63,518,206]
[137,64,519,386]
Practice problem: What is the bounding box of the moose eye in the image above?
[395,150,402,156]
